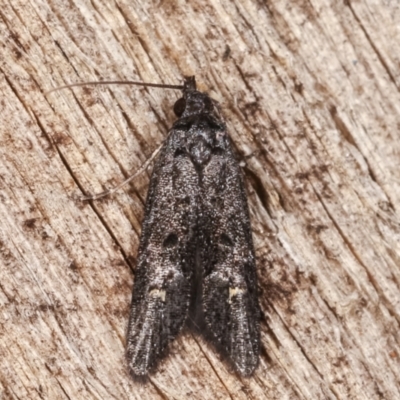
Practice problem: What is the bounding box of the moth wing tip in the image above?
[126,359,151,381]
[234,354,259,377]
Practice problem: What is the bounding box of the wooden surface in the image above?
[1,0,400,399]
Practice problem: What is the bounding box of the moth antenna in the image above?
[45,80,184,95]
[80,144,162,201]
[46,79,182,199]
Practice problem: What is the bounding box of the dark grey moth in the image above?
[126,76,260,377]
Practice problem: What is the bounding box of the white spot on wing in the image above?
[149,289,166,302]
[229,287,245,303]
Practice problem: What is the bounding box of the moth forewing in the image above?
[201,136,260,376]
[126,130,197,376]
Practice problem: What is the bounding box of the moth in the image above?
[126,76,260,377]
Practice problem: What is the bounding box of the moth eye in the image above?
[163,233,178,248]
[174,98,186,117]
[220,233,233,247]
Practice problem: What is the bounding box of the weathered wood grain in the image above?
[1,0,400,398]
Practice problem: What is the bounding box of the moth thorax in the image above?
[189,136,212,167]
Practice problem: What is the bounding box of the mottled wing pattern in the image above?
[126,76,260,377]
[126,128,198,377]
[200,133,260,376]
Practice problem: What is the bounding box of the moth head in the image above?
[173,97,187,117]
[173,93,215,118]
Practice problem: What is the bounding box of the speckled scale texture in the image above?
[126,77,260,378]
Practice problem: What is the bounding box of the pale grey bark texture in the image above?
[1,1,400,399]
